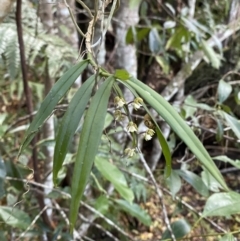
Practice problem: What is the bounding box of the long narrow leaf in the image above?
[127,77,228,191]
[19,60,89,155]
[53,75,95,185]
[69,76,115,231]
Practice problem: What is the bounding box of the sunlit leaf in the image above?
[217,79,232,104]
[114,199,152,226]
[69,76,114,232]
[53,75,95,185]
[203,192,240,216]
[221,111,240,140]
[127,77,228,191]
[161,219,191,240]
[201,40,221,69]
[95,156,134,203]
[0,207,31,229]
[19,60,88,155]
[114,69,130,80]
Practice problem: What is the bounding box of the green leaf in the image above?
[95,156,134,203]
[126,27,150,44]
[149,28,162,54]
[165,170,181,198]
[0,206,31,229]
[19,60,88,155]
[155,56,169,74]
[5,161,23,190]
[201,169,222,192]
[69,76,114,232]
[203,192,240,216]
[114,199,152,226]
[53,75,95,185]
[94,195,109,215]
[166,26,190,51]
[219,233,236,241]
[114,69,130,81]
[221,111,240,140]
[127,77,228,191]
[161,219,191,240]
[177,170,209,197]
[217,79,232,104]
[213,155,240,169]
[201,40,221,69]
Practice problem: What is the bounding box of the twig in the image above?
[64,0,86,38]
[80,202,136,241]
[79,214,120,241]
[136,147,176,241]
[16,206,48,241]
[53,200,81,240]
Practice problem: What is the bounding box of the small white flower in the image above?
[114,96,126,108]
[124,148,135,157]
[132,97,143,110]
[114,110,124,121]
[127,121,138,133]
[143,129,155,141]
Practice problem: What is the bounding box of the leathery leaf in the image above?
[19,60,89,155]
[53,75,95,185]
[127,77,228,191]
[69,76,115,231]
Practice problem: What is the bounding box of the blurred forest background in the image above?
[1,0,240,240]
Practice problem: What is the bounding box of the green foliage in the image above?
[95,156,134,203]
[114,199,152,226]
[69,75,114,231]
[0,206,31,229]
[2,0,240,240]
[161,219,191,240]
[53,75,95,184]
[203,192,240,217]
